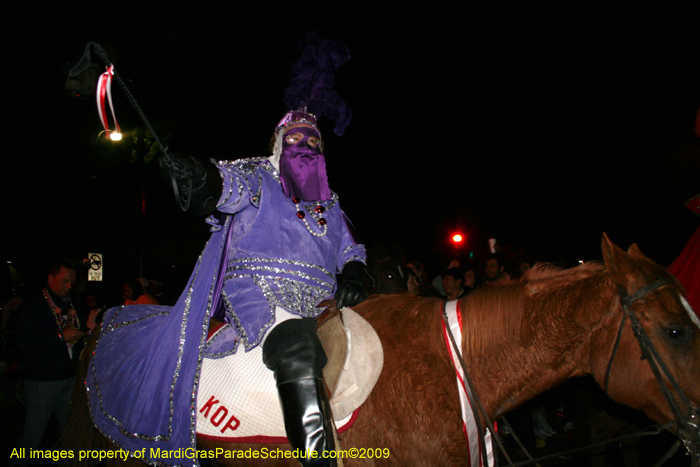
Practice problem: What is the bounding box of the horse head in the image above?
[366,254,408,295]
[592,233,700,463]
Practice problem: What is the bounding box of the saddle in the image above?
[195,305,383,442]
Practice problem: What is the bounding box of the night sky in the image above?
[3,2,700,289]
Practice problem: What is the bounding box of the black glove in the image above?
[159,153,222,215]
[335,261,368,308]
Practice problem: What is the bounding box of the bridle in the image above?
[604,277,700,465]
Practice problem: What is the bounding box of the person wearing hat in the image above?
[87,34,365,467]
[170,109,366,465]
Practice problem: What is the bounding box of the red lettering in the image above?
[199,395,239,433]
[199,395,219,418]
[221,415,240,433]
[211,406,229,427]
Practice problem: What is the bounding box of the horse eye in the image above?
[664,327,689,343]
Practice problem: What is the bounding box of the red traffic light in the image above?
[452,234,464,243]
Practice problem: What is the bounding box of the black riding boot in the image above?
[263,319,337,467]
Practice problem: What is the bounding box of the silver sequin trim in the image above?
[227,256,335,282]
[226,273,331,317]
[203,322,239,359]
[217,156,269,172]
[225,264,333,290]
[88,215,232,467]
[102,310,170,333]
[216,157,270,208]
[342,244,366,256]
[255,275,331,318]
[221,288,276,352]
[251,170,263,207]
[343,255,367,268]
[260,158,280,182]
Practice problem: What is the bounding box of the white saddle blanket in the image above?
[195,307,382,442]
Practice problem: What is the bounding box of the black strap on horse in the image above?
[604,277,700,466]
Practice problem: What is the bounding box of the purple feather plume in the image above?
[283,32,352,136]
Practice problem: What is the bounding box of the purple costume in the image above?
[86,155,366,466]
[217,156,365,349]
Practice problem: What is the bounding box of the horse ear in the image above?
[601,233,634,286]
[626,243,650,262]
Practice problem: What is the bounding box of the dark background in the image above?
[2,3,700,465]
[3,1,700,289]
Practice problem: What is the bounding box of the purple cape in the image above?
[86,215,233,467]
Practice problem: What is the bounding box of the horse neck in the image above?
[461,270,616,418]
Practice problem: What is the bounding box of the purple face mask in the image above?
[279,127,331,201]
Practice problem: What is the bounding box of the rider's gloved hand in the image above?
[159,153,221,215]
[336,261,368,308]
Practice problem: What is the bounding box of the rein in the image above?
[604,278,700,465]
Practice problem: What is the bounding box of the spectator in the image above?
[432,259,462,297]
[122,278,159,306]
[407,268,421,296]
[442,267,469,300]
[148,279,171,305]
[517,258,536,278]
[12,258,86,466]
[481,254,511,287]
[84,293,104,331]
[464,268,477,294]
[405,260,428,284]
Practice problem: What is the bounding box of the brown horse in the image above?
[61,234,700,466]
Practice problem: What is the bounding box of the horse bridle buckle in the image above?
[681,408,700,459]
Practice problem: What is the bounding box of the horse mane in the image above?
[361,262,609,362]
[461,262,606,356]
[523,261,605,294]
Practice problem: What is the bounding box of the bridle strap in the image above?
[607,278,696,431]
[604,278,667,396]
[603,311,626,396]
[620,279,669,308]
[620,281,693,412]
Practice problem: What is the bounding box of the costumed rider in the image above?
[164,34,367,465]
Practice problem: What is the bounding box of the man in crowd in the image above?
[12,259,86,466]
[442,267,468,300]
[483,254,511,287]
